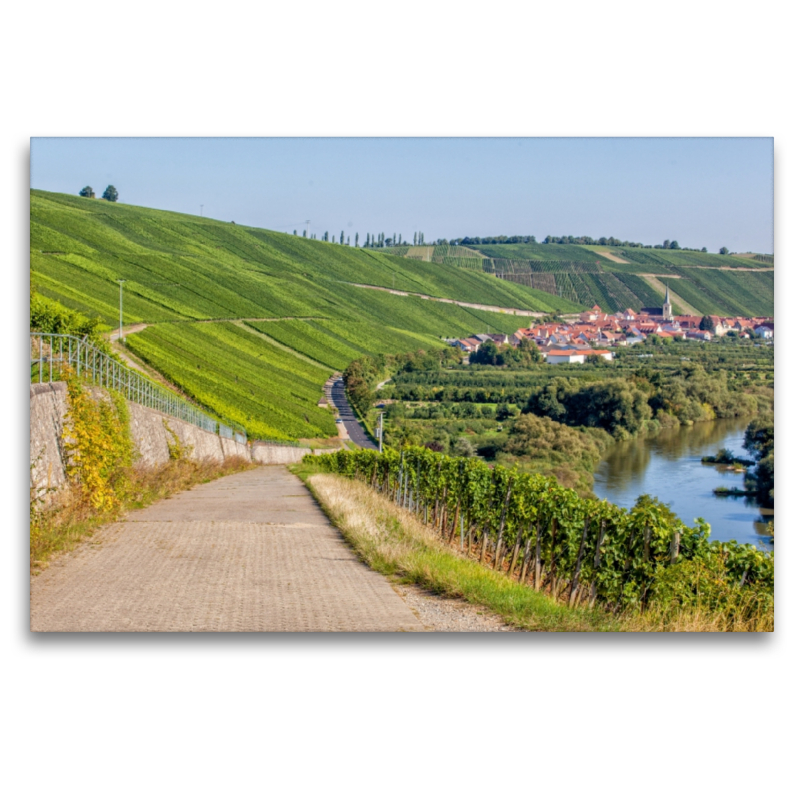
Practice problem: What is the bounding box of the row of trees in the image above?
[441,234,736,254]
[292,231,426,248]
[79,185,118,202]
[453,235,538,245]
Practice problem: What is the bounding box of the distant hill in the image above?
[30,191,579,440]
[385,242,774,317]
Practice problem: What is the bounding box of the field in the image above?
[125,322,337,440]
[31,190,582,439]
[430,242,775,315]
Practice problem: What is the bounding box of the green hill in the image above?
[396,242,774,316]
[30,190,579,440]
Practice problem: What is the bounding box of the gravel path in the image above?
[392,584,518,632]
[30,467,424,632]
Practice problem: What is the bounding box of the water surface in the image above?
[593,417,772,550]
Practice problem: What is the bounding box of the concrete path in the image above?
[30,467,424,632]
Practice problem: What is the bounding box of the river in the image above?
[593,417,773,550]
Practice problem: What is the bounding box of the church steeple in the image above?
[662,284,673,321]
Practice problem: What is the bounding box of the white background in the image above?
[4,3,794,798]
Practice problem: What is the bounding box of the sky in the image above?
[30,137,774,254]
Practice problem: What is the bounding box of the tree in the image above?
[469,340,500,366]
[323,231,329,242]
[355,232,359,247]
[719,246,729,255]
[102,185,118,202]
[293,230,297,236]
[669,240,679,249]
[453,437,476,458]
[340,231,344,244]
[79,186,95,198]
[699,315,715,332]
[663,239,670,249]
[346,236,350,245]
[701,246,708,253]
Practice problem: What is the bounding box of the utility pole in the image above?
[378,412,384,453]
[116,279,126,343]
[305,220,311,238]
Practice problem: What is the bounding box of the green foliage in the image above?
[30,289,104,341]
[744,415,774,503]
[62,372,135,511]
[102,185,118,202]
[525,377,652,436]
[497,413,612,493]
[308,446,772,622]
[79,186,95,198]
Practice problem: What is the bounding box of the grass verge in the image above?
[292,466,621,631]
[30,456,254,573]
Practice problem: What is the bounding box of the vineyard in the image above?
[31,191,576,328]
[309,447,773,625]
[487,264,772,315]
[125,322,337,440]
[31,190,586,440]
[383,239,773,316]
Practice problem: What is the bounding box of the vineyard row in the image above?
[309,447,773,616]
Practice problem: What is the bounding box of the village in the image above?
[449,287,774,365]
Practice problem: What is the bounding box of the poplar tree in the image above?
[355,232,359,247]
[340,231,344,244]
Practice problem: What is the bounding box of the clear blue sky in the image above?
[30,137,773,254]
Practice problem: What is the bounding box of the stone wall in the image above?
[30,382,338,496]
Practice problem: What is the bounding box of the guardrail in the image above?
[30,332,246,443]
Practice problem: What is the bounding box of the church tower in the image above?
[662,285,673,321]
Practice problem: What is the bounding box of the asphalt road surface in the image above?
[330,378,378,450]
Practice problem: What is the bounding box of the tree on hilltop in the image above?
[79,186,95,198]
[719,246,729,255]
[102,185,118,202]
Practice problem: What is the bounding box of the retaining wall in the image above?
[30,382,338,495]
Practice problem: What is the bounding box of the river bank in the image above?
[593,416,772,550]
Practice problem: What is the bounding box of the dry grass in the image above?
[303,472,621,632]
[30,456,254,573]
[621,601,774,632]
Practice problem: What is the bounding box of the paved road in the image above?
[30,467,423,632]
[330,378,378,450]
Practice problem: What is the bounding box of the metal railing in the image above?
[31,332,247,443]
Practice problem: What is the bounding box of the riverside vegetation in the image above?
[346,336,773,495]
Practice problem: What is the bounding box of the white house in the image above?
[545,349,613,365]
[754,324,774,339]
